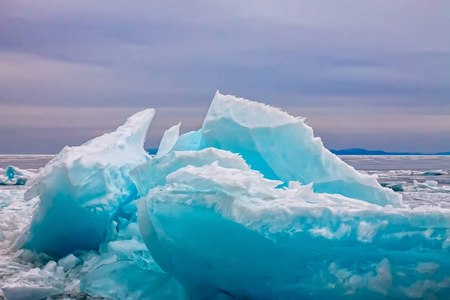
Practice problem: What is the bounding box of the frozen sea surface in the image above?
[0,155,54,171]
[340,155,450,208]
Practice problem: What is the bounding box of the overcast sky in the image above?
[1,0,449,153]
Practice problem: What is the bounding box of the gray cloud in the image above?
[0,104,207,152]
[0,0,449,153]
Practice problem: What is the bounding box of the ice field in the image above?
[0,92,449,299]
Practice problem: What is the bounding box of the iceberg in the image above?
[423,170,448,176]
[173,92,402,208]
[16,109,155,258]
[9,108,188,300]
[0,166,35,185]
[138,156,450,299]
[12,91,450,299]
[380,181,405,192]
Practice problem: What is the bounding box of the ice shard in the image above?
[17,109,155,258]
[156,123,181,158]
[173,91,402,207]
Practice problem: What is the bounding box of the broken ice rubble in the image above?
[0,166,35,185]
[7,92,450,299]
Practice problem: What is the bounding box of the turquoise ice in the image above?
[15,92,450,299]
[173,92,402,207]
[17,109,155,257]
[138,156,450,299]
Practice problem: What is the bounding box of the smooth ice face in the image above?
[138,160,450,299]
[173,92,402,207]
[156,122,181,157]
[17,109,155,258]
